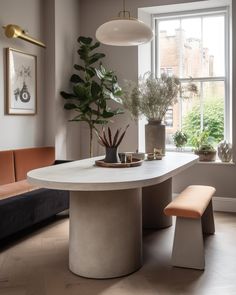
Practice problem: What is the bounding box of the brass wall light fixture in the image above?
[3,24,46,48]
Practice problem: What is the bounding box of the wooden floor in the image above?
[0,212,236,295]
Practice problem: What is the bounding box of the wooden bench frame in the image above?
[164,186,215,270]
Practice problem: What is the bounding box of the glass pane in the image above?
[182,18,202,78]
[159,15,225,78]
[182,82,201,146]
[203,16,225,77]
[159,19,181,76]
[203,81,225,145]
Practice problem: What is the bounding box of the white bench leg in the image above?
[201,200,215,234]
[172,217,205,270]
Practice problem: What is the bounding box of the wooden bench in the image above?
[164,185,215,270]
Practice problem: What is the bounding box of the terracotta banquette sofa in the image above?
[0,146,69,240]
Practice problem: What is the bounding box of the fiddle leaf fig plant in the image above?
[61,36,123,157]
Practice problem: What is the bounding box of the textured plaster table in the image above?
[27,152,198,279]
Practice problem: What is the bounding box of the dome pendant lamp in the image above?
[95,0,153,46]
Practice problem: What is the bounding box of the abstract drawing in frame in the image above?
[6,48,37,115]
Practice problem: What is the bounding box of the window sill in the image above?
[196,160,235,166]
[167,149,235,166]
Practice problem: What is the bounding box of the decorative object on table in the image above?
[125,152,133,163]
[147,153,155,161]
[3,24,46,48]
[95,158,143,168]
[96,125,129,163]
[146,149,163,161]
[120,72,198,154]
[60,36,123,157]
[154,148,163,160]
[173,130,188,150]
[192,130,216,162]
[132,152,145,160]
[217,140,232,162]
[6,48,37,115]
[118,152,127,163]
[95,0,153,46]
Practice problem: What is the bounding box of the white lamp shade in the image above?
[96,19,153,46]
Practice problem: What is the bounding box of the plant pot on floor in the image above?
[194,150,216,162]
[145,120,166,155]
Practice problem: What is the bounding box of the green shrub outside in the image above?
[182,97,224,146]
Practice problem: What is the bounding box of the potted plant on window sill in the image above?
[192,130,216,162]
[173,130,188,151]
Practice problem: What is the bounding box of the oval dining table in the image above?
[27,152,198,279]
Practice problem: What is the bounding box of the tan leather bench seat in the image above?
[164,185,216,218]
[0,180,39,201]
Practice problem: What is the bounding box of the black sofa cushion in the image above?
[0,188,69,240]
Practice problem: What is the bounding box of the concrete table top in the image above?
[27,152,198,191]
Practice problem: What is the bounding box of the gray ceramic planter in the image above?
[104,147,120,163]
[145,120,166,155]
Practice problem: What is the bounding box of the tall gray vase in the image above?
[145,120,166,155]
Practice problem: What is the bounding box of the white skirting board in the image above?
[212,197,236,213]
[172,194,236,213]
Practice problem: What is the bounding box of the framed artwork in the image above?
[6,48,37,115]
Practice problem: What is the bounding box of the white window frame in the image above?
[152,6,231,143]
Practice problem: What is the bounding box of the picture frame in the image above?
[6,48,37,115]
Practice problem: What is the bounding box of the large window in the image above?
[151,7,230,149]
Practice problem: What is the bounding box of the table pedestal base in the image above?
[142,178,172,229]
[69,188,142,279]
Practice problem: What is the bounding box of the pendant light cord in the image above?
[118,0,130,19]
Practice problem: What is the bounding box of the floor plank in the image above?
[0,212,236,295]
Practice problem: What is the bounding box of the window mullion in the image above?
[179,18,183,130]
[200,16,204,132]
[200,81,204,131]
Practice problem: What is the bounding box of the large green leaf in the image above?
[88,53,105,65]
[86,67,96,78]
[60,91,77,99]
[74,64,85,71]
[95,68,104,80]
[91,81,101,98]
[73,84,89,99]
[102,110,116,118]
[70,74,84,84]
[90,42,101,51]
[78,47,89,63]
[78,36,92,45]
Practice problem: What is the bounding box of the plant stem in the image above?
[89,124,93,158]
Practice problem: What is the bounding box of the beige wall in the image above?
[0,0,45,150]
[78,0,236,197]
[43,0,80,160]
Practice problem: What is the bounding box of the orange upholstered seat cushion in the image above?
[0,150,15,185]
[164,185,216,218]
[0,180,39,201]
[14,147,55,181]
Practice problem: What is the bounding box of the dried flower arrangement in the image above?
[120,72,198,122]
